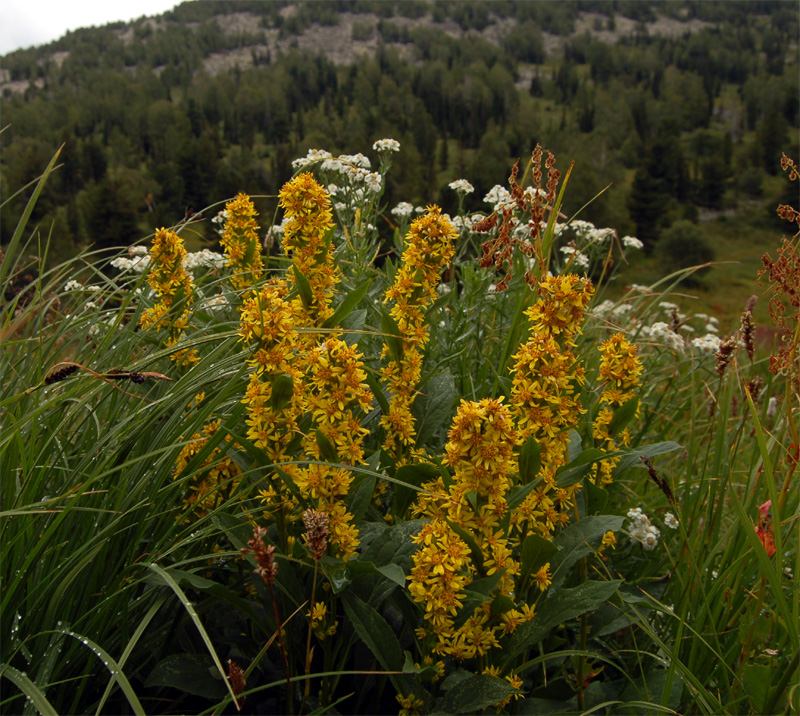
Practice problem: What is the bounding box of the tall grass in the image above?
[1,145,797,715]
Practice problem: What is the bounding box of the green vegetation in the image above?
[1,136,798,715]
[1,0,798,312]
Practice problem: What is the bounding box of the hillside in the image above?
[1,0,798,301]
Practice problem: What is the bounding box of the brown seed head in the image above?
[715,337,738,377]
[303,508,329,561]
[740,310,756,361]
[243,525,278,586]
[227,659,246,700]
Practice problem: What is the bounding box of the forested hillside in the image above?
[1,0,798,265]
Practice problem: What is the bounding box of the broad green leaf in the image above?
[323,279,372,328]
[360,519,426,569]
[341,591,403,672]
[519,436,541,484]
[556,448,608,487]
[507,479,542,511]
[393,462,439,518]
[346,472,377,522]
[366,372,391,416]
[549,515,624,588]
[520,534,558,585]
[608,397,639,437]
[315,429,339,463]
[412,369,456,447]
[448,520,484,571]
[381,308,405,366]
[614,442,681,474]
[584,477,609,515]
[436,675,521,715]
[146,654,227,699]
[505,580,622,661]
[270,373,294,411]
[292,264,313,308]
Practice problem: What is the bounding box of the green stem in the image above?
[302,560,320,710]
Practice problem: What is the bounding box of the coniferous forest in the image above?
[2,0,797,269]
[1,2,799,715]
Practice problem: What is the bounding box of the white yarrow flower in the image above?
[372,138,400,153]
[664,512,679,529]
[622,235,644,249]
[448,178,474,194]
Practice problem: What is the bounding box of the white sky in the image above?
[0,0,181,55]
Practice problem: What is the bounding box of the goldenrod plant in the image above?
[1,144,797,716]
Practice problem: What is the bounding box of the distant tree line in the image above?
[1,0,797,264]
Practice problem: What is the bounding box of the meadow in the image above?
[1,141,797,715]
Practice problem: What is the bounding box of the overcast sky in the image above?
[0,0,180,55]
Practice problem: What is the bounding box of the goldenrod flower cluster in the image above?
[509,275,593,537]
[220,193,264,290]
[411,398,535,660]
[239,281,306,463]
[592,333,643,485]
[173,420,242,518]
[291,337,372,559]
[278,173,339,326]
[139,227,199,366]
[380,206,457,459]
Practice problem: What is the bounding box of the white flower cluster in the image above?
[110,254,151,273]
[641,321,685,352]
[622,235,644,250]
[664,512,680,529]
[201,294,229,312]
[559,245,590,270]
[291,148,333,169]
[64,280,101,292]
[594,300,635,322]
[182,249,227,272]
[372,138,400,153]
[449,179,474,194]
[450,214,485,234]
[483,184,512,211]
[627,508,661,550]
[691,333,723,355]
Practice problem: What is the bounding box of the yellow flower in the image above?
[140,228,199,366]
[220,193,264,290]
[278,173,338,327]
[533,562,552,592]
[380,206,457,461]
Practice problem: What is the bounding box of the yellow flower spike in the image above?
[591,333,643,486]
[278,173,338,328]
[380,206,457,462]
[220,193,264,291]
[140,227,199,366]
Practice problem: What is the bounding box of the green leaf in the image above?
[436,675,521,715]
[270,373,294,411]
[519,436,541,484]
[146,654,226,699]
[556,448,608,487]
[507,479,542,511]
[403,651,439,681]
[412,369,456,447]
[505,580,622,661]
[323,280,372,328]
[549,515,624,588]
[490,593,516,618]
[341,591,403,672]
[520,534,558,585]
[613,442,681,474]
[346,472,377,522]
[146,563,240,707]
[608,397,639,437]
[366,372,390,415]
[381,309,405,366]
[292,264,314,308]
[393,462,439,519]
[315,429,339,463]
[447,520,484,571]
[584,477,609,515]
[0,664,58,716]
[360,519,426,569]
